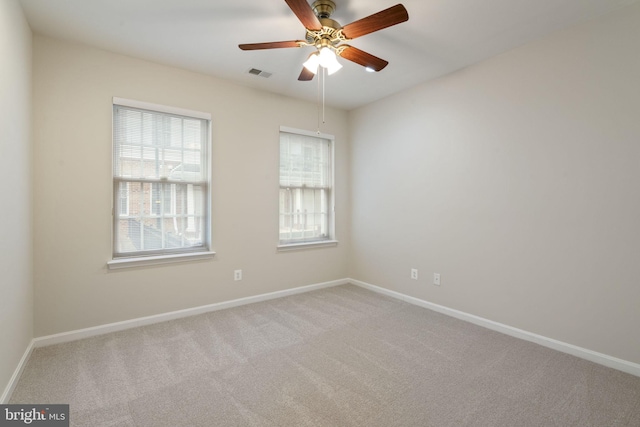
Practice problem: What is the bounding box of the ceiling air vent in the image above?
[248,68,272,78]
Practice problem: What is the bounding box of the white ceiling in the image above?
[19,0,638,110]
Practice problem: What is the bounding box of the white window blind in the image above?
[112,100,210,258]
[279,130,333,245]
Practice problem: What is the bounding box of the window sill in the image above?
[277,240,338,252]
[107,251,216,270]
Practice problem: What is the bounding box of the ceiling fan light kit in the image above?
[303,47,342,75]
[239,0,409,81]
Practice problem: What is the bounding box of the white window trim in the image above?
[111,97,213,267]
[113,97,211,120]
[278,126,337,251]
[277,240,338,252]
[107,251,216,270]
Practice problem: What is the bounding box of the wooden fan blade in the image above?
[338,45,388,71]
[285,0,323,31]
[298,67,316,81]
[341,4,409,40]
[239,40,305,50]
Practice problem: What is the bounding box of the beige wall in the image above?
[349,3,640,365]
[32,36,349,336]
[0,0,33,399]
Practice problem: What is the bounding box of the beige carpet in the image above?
[9,284,640,426]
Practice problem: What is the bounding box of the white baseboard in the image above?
[349,278,640,378]
[34,278,349,348]
[1,340,35,404]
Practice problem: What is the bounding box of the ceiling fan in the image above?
[239,0,409,81]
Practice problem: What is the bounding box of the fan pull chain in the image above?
[322,67,326,125]
[317,65,321,133]
[316,66,327,133]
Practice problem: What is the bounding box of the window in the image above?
[111,98,211,263]
[279,127,335,247]
[119,182,129,216]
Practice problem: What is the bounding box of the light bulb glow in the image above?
[318,47,334,65]
[318,47,342,75]
[304,48,342,76]
[303,53,320,74]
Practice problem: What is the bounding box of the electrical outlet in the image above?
[234,270,242,281]
[433,273,441,286]
[411,269,418,280]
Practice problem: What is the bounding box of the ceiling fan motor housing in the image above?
[312,0,336,19]
[307,1,344,49]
